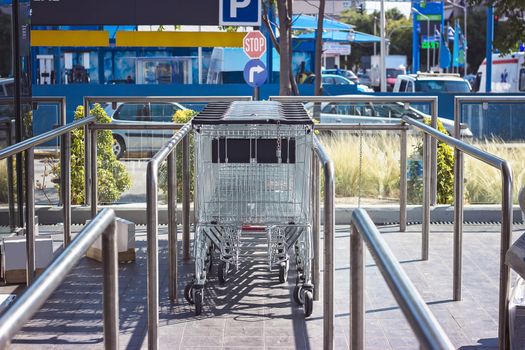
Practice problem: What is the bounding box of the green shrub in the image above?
[159,109,198,201]
[407,118,454,204]
[53,104,131,204]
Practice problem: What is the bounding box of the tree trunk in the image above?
[277,0,292,96]
[314,0,325,96]
[287,0,299,95]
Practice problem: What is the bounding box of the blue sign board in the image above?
[243,59,267,88]
[220,0,261,26]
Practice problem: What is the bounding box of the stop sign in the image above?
[243,31,267,59]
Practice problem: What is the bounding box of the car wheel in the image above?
[113,136,125,159]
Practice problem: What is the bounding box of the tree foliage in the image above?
[468,0,525,55]
[54,104,131,204]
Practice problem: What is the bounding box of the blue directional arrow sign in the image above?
[243,59,267,88]
[220,0,261,26]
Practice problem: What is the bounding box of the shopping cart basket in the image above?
[184,101,315,316]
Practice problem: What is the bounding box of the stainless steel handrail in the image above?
[402,115,513,350]
[0,208,119,349]
[453,95,521,350]
[350,208,454,350]
[146,123,192,350]
[312,136,335,350]
[0,115,95,284]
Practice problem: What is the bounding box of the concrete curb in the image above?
[1,204,522,226]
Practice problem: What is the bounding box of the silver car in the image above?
[105,102,186,158]
[305,100,472,137]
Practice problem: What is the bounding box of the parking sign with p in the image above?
[219,0,261,26]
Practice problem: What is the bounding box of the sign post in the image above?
[243,31,267,100]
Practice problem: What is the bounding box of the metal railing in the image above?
[402,115,513,350]
[350,208,454,350]
[453,95,523,350]
[0,96,67,230]
[270,95,440,232]
[0,208,119,349]
[312,136,335,350]
[0,115,95,285]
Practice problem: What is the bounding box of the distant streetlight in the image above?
[412,7,430,72]
[447,0,468,73]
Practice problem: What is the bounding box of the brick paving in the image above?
[3,222,525,349]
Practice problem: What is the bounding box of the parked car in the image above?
[303,74,374,92]
[304,97,473,137]
[476,52,525,93]
[104,102,186,158]
[322,69,360,83]
[393,73,471,93]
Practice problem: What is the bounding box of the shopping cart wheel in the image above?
[304,290,313,317]
[293,285,304,306]
[279,261,289,283]
[218,261,229,284]
[194,289,203,316]
[184,283,195,305]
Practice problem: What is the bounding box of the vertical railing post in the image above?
[499,162,513,350]
[322,155,335,350]
[430,99,438,205]
[90,129,98,218]
[84,100,91,206]
[61,132,71,246]
[312,152,320,301]
[350,223,364,350]
[168,151,178,302]
[102,218,119,349]
[453,97,464,301]
[400,127,407,232]
[422,133,431,261]
[147,160,159,350]
[25,147,35,285]
[182,134,190,260]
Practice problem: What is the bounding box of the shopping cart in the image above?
[184,101,314,316]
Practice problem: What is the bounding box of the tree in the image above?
[314,0,326,96]
[468,0,525,54]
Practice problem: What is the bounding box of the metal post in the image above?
[499,162,513,350]
[422,133,430,261]
[90,129,98,218]
[182,134,191,260]
[379,0,387,92]
[61,133,71,246]
[168,151,178,302]
[84,101,91,206]
[400,128,407,232]
[6,122,15,230]
[102,219,119,349]
[312,152,320,301]
[323,155,335,350]
[430,100,438,206]
[25,147,35,285]
[453,149,464,301]
[350,223,364,350]
[146,161,159,350]
[485,6,494,92]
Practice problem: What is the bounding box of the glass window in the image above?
[322,77,335,84]
[519,69,525,92]
[334,76,349,85]
[150,103,180,122]
[415,80,471,92]
[407,81,414,92]
[113,103,148,122]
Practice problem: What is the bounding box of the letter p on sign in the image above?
[220,0,261,26]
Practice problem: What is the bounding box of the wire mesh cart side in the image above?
[184,101,315,316]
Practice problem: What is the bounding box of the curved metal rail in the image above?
[350,208,454,350]
[0,208,118,349]
[402,115,513,350]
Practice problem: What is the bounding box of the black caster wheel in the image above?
[304,290,313,317]
[218,261,229,284]
[278,261,289,283]
[293,285,304,306]
[184,283,194,305]
[194,289,203,316]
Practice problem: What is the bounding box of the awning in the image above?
[292,14,354,31]
[294,30,381,43]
